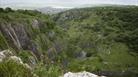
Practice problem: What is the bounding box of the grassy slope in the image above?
[53,6,138,73]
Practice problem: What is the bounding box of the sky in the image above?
[0,0,138,9]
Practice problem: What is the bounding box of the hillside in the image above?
[53,6,138,76]
[0,8,64,77]
[0,6,138,77]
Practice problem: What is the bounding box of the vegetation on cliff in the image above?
[0,6,138,77]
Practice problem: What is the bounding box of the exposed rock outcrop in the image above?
[0,23,31,50]
[0,20,41,58]
[0,49,13,61]
[62,71,106,77]
[0,49,32,69]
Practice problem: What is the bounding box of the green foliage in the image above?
[18,50,38,64]
[0,6,138,77]
[0,60,34,77]
[0,8,4,12]
[17,10,41,16]
[0,31,9,50]
[68,43,138,72]
[34,63,63,77]
[53,6,138,74]
[5,7,14,13]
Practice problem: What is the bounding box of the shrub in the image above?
[5,7,14,13]
[34,63,63,77]
[0,60,34,77]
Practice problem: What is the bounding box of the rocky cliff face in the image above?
[0,9,61,64]
[0,23,30,50]
[2,21,52,60]
[0,20,40,51]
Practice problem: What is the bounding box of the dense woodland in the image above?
[0,6,138,77]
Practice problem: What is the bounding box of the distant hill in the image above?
[76,4,137,8]
[36,7,69,14]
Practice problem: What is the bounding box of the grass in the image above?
[68,43,138,73]
[0,31,9,50]
[0,60,34,77]
[34,63,63,77]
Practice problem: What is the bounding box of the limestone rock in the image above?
[0,50,32,69]
[0,49,13,62]
[32,19,39,29]
[9,56,23,64]
[63,71,106,77]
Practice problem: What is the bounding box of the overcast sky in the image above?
[0,0,138,8]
